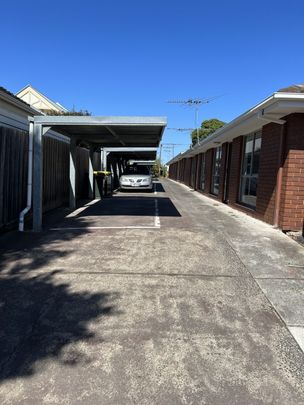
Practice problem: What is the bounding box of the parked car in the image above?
[119,165,153,191]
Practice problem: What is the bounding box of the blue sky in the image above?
[1,0,304,162]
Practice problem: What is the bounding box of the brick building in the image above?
[168,85,304,231]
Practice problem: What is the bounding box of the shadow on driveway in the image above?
[69,197,181,218]
[0,221,120,382]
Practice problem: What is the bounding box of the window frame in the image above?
[211,146,222,196]
[200,153,206,191]
[238,131,261,209]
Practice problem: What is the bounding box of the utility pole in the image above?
[159,143,162,176]
[161,143,186,161]
[159,143,162,165]
[167,97,220,145]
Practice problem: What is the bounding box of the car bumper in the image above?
[120,184,153,190]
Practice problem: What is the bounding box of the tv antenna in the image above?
[167,96,221,144]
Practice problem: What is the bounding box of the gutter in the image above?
[19,122,33,231]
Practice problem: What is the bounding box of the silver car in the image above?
[119,165,153,191]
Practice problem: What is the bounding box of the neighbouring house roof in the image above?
[167,84,304,165]
[16,84,69,113]
[0,86,30,107]
[0,86,42,115]
[278,84,304,93]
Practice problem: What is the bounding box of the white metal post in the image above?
[89,145,94,199]
[69,137,77,209]
[33,123,43,231]
[101,149,107,171]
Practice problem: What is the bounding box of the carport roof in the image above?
[105,149,157,160]
[31,115,167,148]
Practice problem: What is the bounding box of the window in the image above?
[123,165,150,175]
[200,154,206,190]
[211,147,222,195]
[239,132,261,208]
[191,157,196,188]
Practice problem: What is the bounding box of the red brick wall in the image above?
[256,124,281,225]
[280,114,304,231]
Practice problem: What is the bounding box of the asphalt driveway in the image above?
[0,179,304,404]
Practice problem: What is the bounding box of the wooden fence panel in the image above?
[0,127,28,229]
[0,128,96,231]
[43,136,70,212]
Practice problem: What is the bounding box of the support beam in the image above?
[89,145,95,199]
[101,149,108,171]
[42,126,52,135]
[69,137,77,209]
[103,147,157,152]
[97,148,102,171]
[105,126,126,146]
[33,124,43,231]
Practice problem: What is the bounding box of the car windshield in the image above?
[123,166,150,175]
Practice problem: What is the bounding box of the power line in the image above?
[167,127,194,131]
[159,143,188,163]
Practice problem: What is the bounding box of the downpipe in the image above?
[19,122,33,231]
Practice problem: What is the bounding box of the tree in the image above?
[45,109,91,116]
[153,158,167,177]
[191,118,225,146]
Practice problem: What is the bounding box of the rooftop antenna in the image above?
[167,96,221,145]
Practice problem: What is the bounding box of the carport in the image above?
[104,147,158,190]
[30,116,167,231]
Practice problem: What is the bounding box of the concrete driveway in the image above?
[0,179,304,404]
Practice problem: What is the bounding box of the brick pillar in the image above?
[279,114,304,231]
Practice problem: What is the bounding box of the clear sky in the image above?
[1,0,304,163]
